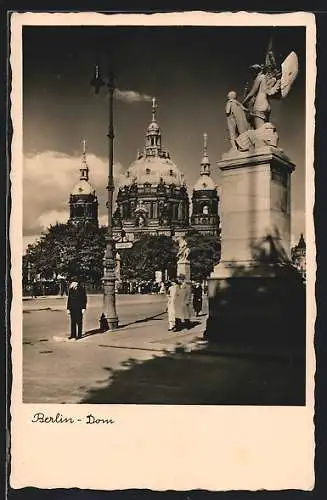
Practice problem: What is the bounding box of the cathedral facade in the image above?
[67,101,220,241]
[112,99,220,242]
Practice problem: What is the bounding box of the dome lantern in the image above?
[145,97,162,157]
[191,133,220,235]
[68,140,98,226]
[193,133,216,192]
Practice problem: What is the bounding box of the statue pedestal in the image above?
[177,260,191,281]
[205,147,305,347]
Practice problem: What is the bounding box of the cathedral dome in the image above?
[193,175,216,191]
[68,140,99,227]
[113,98,190,236]
[123,156,185,188]
[147,120,160,132]
[71,179,95,196]
[119,97,186,189]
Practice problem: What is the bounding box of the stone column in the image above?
[177,260,191,281]
[205,146,305,345]
[215,146,294,275]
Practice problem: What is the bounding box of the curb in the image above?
[23,296,64,301]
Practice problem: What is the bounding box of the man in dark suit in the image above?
[67,276,87,340]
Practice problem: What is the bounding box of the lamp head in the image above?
[90,64,105,94]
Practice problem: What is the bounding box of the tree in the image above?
[23,223,107,285]
[23,225,220,286]
[185,230,221,281]
[120,235,177,281]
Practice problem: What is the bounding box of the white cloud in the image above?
[23,150,125,244]
[38,209,69,230]
[115,89,152,103]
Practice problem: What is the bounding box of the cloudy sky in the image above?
[23,24,306,251]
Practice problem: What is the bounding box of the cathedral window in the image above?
[74,205,84,218]
[145,168,151,175]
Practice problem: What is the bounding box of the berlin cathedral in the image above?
[69,99,220,242]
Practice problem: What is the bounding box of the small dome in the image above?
[148,120,160,132]
[122,156,185,187]
[193,175,216,191]
[71,180,95,196]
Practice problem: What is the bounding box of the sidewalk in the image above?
[79,316,206,353]
[23,294,302,359]
[23,293,101,301]
[22,293,167,311]
[23,299,305,405]
[23,293,207,353]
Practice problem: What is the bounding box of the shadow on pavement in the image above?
[82,328,104,339]
[82,317,201,341]
[83,310,167,338]
[80,342,305,406]
[119,310,166,328]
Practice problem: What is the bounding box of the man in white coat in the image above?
[176,274,193,330]
[167,280,178,331]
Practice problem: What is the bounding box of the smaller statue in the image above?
[225,90,250,149]
[177,237,190,262]
[157,177,165,193]
[137,215,145,227]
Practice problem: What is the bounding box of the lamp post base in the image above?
[99,313,118,332]
[107,319,119,331]
[102,278,119,331]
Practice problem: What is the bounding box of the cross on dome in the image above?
[152,97,158,121]
[80,138,89,181]
[203,133,208,155]
[201,132,210,174]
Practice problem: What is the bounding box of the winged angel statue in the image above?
[225,39,299,152]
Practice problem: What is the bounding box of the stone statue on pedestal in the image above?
[177,236,190,263]
[225,91,250,150]
[225,45,299,153]
[206,38,304,348]
[176,236,191,281]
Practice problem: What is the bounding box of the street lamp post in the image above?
[27,260,32,297]
[91,64,119,330]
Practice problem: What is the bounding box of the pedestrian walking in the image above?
[176,274,192,330]
[167,280,178,331]
[31,280,38,299]
[66,275,87,340]
[192,282,203,317]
